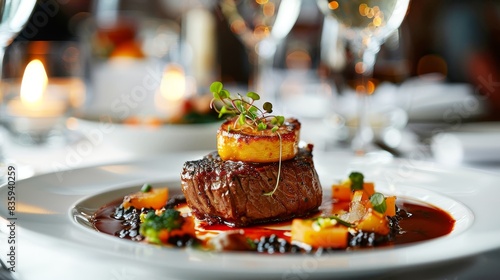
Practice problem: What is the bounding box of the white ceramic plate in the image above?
[2,151,500,280]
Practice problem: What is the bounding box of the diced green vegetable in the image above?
[139,209,184,244]
[141,183,152,193]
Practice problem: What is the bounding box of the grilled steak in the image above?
[180,145,322,227]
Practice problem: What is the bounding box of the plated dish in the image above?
[88,175,456,252]
[2,151,500,279]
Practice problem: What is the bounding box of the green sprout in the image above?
[209,81,285,197]
[209,81,285,132]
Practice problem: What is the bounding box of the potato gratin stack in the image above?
[216,117,300,163]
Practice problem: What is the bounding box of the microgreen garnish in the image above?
[209,81,285,132]
[209,81,285,197]
[370,192,387,214]
[349,172,364,191]
[263,132,282,197]
[313,216,353,229]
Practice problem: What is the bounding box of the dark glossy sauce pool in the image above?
[394,202,455,245]
[92,196,455,251]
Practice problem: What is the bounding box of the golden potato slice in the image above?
[217,118,300,163]
[122,187,168,210]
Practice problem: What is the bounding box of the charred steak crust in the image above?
[180,145,322,227]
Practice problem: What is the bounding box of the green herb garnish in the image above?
[349,172,364,191]
[263,132,282,197]
[209,81,285,197]
[209,81,284,132]
[370,192,387,214]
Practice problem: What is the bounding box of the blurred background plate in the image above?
[73,116,219,155]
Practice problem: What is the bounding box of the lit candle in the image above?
[159,63,186,101]
[7,59,66,118]
[155,63,194,121]
[5,59,69,136]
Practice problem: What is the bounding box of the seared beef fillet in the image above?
[180,145,322,227]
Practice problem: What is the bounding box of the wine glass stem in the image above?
[0,46,6,162]
[250,39,278,106]
[351,47,376,155]
[0,46,8,184]
[248,49,265,94]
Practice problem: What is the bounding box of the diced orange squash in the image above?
[364,200,373,210]
[291,219,348,248]
[158,229,169,243]
[384,196,396,217]
[332,201,350,214]
[357,210,390,235]
[158,215,196,244]
[332,181,375,202]
[332,183,352,201]
[351,190,370,203]
[123,188,168,210]
[363,182,375,197]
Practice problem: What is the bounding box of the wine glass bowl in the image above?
[0,0,38,111]
[0,0,37,177]
[317,0,410,154]
[317,1,409,49]
[0,0,37,46]
[220,0,301,93]
[221,0,274,51]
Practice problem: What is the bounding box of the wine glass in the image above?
[0,0,37,171]
[220,0,301,97]
[0,0,37,75]
[317,0,410,154]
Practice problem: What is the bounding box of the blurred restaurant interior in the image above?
[2,1,500,279]
[2,0,500,166]
[10,0,500,99]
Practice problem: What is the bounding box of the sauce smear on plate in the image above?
[92,197,455,251]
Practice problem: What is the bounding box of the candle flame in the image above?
[20,59,48,104]
[159,64,186,101]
